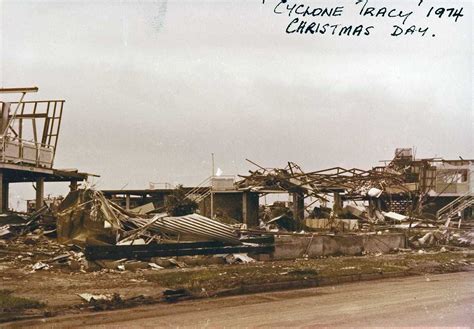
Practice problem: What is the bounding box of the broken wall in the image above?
[272,234,406,260]
[199,191,259,226]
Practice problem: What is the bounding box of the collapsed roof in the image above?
[56,188,240,246]
[236,160,407,199]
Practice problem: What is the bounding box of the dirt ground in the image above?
[11,271,472,328]
[0,235,168,321]
[1,234,473,323]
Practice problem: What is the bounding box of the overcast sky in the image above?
[0,0,472,207]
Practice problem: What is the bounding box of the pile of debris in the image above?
[53,188,274,264]
[0,230,86,272]
[0,206,52,240]
[56,188,241,246]
[0,188,273,274]
[236,161,407,199]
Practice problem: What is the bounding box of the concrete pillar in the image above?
[0,172,10,212]
[69,180,78,192]
[2,181,9,213]
[292,192,305,222]
[125,194,130,210]
[242,191,259,227]
[333,192,343,215]
[36,177,45,211]
[242,191,249,225]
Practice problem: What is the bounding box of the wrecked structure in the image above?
[0,88,472,326]
[98,149,473,243]
[101,176,260,227]
[56,187,274,261]
[229,151,472,249]
[0,88,273,270]
[0,87,92,213]
[0,87,471,273]
[81,148,473,258]
[376,148,473,219]
[235,159,408,225]
[233,150,473,226]
[57,188,241,246]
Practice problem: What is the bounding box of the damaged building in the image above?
[0,87,92,214]
[101,176,260,227]
[1,87,472,268]
[376,148,473,219]
[98,148,473,236]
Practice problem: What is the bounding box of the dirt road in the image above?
[10,271,473,327]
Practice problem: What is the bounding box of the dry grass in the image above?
[146,251,473,293]
[0,289,45,311]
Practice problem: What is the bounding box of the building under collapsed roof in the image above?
[1,87,470,268]
[100,149,473,229]
[236,149,473,224]
[375,148,473,216]
[3,88,467,234]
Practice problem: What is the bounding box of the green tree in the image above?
[164,185,198,216]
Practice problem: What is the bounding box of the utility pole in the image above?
[210,153,215,219]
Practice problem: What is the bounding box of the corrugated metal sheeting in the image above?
[130,213,241,245]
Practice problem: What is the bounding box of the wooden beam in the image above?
[0,87,38,94]
[9,113,47,119]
